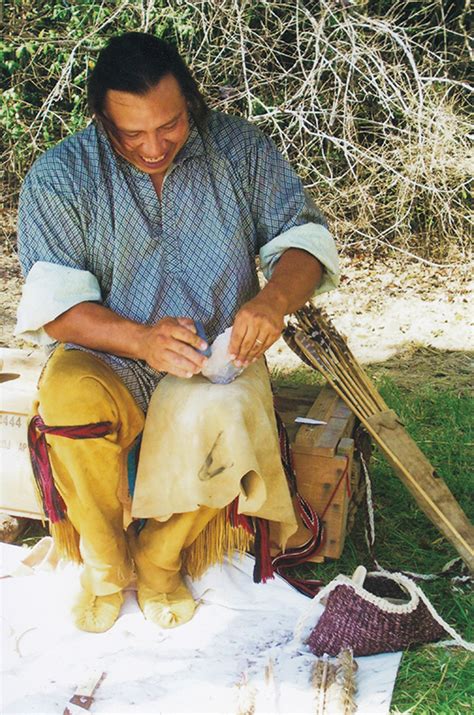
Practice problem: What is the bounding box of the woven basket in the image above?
[306,570,448,657]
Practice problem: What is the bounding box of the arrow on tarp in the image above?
[63,670,106,715]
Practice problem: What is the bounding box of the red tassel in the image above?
[227,496,254,534]
[253,518,274,583]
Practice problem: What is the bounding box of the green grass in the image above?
[272,368,474,714]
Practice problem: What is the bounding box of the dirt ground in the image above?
[1,207,472,391]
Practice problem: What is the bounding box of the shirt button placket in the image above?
[161,171,181,275]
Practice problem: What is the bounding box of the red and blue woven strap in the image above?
[27,414,113,523]
[271,411,326,595]
[271,491,324,596]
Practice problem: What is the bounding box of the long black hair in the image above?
[88,32,209,128]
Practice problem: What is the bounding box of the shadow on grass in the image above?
[367,345,473,395]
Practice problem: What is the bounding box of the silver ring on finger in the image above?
[255,338,264,345]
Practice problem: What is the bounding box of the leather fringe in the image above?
[183,509,253,580]
[50,518,82,564]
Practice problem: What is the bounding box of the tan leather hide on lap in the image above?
[131,360,298,549]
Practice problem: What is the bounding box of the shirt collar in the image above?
[173,116,206,165]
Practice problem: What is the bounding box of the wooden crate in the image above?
[0,348,46,519]
[274,382,357,561]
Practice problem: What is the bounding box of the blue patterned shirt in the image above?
[17,111,338,411]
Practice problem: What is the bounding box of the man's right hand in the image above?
[140,317,208,378]
[45,304,208,379]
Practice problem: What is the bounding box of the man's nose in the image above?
[142,133,167,157]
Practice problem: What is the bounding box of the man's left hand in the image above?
[229,293,285,367]
[229,249,324,367]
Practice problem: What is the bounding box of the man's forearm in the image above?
[44,302,207,378]
[44,302,149,359]
[259,247,323,315]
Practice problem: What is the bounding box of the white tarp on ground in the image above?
[1,543,401,714]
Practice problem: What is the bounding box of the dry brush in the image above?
[1,0,472,261]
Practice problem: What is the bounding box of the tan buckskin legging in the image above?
[37,346,218,597]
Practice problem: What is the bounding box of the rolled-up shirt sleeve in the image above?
[247,133,340,295]
[15,165,101,345]
[15,261,101,345]
[259,222,339,296]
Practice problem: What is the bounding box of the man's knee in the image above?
[38,348,120,426]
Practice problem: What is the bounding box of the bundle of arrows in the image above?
[283,304,474,572]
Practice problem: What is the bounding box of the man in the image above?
[15,33,339,633]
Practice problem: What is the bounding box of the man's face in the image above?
[102,73,190,176]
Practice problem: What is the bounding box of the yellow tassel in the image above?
[183,509,253,579]
[50,519,82,563]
